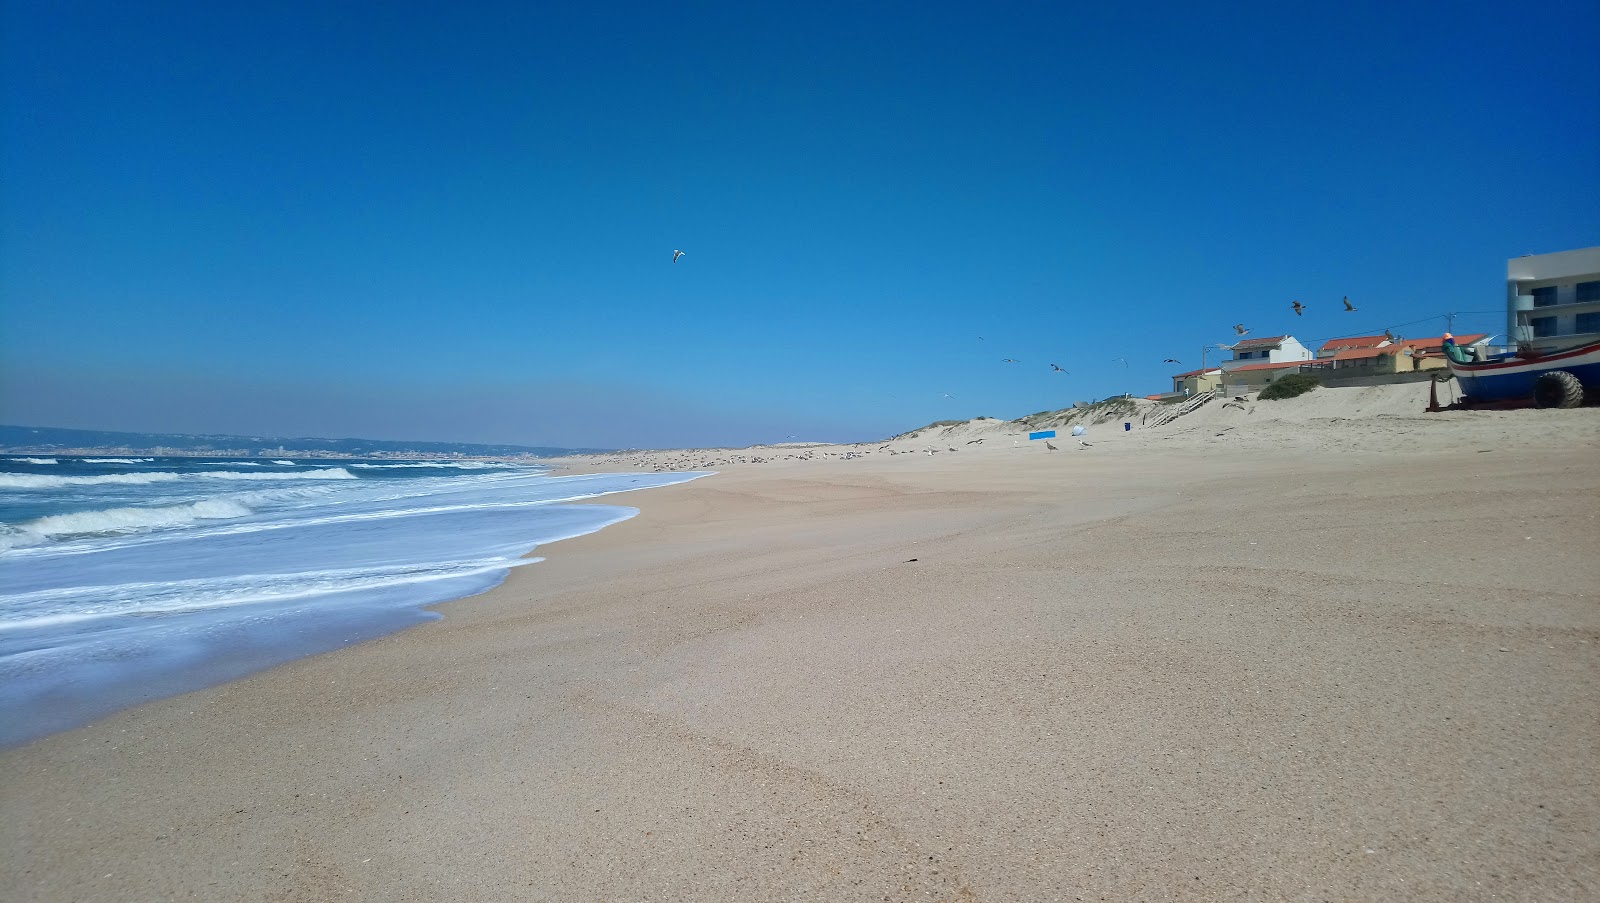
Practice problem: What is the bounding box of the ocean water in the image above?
[0,456,708,745]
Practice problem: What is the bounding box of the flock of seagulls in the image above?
[1232,296,1360,339]
[1288,295,1357,317]
[670,250,1375,396]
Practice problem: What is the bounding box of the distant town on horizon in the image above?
[0,424,611,460]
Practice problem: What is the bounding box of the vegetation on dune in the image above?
[1258,373,1320,400]
[892,396,1144,441]
[1014,396,1138,429]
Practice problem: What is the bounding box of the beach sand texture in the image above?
[4,389,1598,902]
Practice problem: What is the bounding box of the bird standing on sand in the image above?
[1234,324,1250,335]
[1045,441,1059,450]
[672,250,685,263]
[1291,300,1306,316]
[1343,296,1356,312]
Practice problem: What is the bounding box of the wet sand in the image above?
[4,413,1598,901]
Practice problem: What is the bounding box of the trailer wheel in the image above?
[1532,370,1585,409]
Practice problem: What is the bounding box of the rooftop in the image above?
[1228,359,1314,373]
[1319,335,1389,353]
[1171,367,1223,379]
[1232,335,1290,350]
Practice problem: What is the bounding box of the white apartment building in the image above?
[1507,246,1600,352]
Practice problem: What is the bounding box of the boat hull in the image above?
[1446,340,1600,402]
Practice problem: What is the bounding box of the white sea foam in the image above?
[0,472,184,489]
[0,468,356,489]
[200,461,264,466]
[0,557,537,631]
[201,467,355,481]
[80,458,153,464]
[15,458,59,465]
[6,499,253,547]
[349,461,518,470]
[272,460,297,466]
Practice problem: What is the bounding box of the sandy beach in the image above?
[4,388,1599,902]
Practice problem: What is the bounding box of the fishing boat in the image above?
[1443,336,1600,407]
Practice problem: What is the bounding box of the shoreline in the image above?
[4,404,1598,901]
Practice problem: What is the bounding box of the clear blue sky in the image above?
[3,1,1596,448]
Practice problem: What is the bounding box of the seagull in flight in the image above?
[1234,324,1250,335]
[1343,296,1357,312]
[1001,358,1021,363]
[1112,357,1128,368]
[1050,363,1069,373]
[1291,300,1306,316]
[1162,358,1181,363]
[941,392,956,399]
[672,249,685,263]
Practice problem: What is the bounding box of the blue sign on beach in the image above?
[1028,430,1056,440]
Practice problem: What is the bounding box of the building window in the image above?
[1532,286,1558,307]
[1577,312,1600,334]
[1530,316,1557,337]
[1578,281,1600,303]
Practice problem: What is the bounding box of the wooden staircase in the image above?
[1146,391,1216,428]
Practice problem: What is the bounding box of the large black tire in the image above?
[1532,370,1585,409]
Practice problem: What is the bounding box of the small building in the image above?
[1221,359,1312,391]
[1220,335,1313,372]
[1507,246,1600,352]
[1305,333,1491,374]
[1169,366,1223,396]
[1316,335,1391,358]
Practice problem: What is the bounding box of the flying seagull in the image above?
[1112,357,1128,368]
[1234,324,1250,335]
[1163,358,1181,363]
[672,249,685,263]
[1343,296,1356,312]
[941,392,956,399]
[1050,363,1069,373]
[1001,358,1021,363]
[1291,300,1305,316]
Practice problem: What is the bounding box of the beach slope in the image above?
[4,414,1598,901]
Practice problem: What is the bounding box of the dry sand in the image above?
[4,385,1599,902]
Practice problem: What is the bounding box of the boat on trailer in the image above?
[1443,338,1600,407]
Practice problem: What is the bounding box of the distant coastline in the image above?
[0,424,611,460]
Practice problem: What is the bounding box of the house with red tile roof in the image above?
[1169,366,1223,396]
[1316,335,1391,357]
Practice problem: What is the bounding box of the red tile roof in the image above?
[1330,346,1401,360]
[1405,333,1488,351]
[1171,367,1222,379]
[1227,359,1313,373]
[1319,335,1389,352]
[1231,335,1290,350]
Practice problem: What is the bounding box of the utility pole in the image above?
[1445,312,1456,333]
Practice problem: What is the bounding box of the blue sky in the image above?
[3,1,1596,448]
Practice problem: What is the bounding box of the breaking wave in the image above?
[2,499,253,549]
[80,458,153,464]
[15,458,58,465]
[350,461,518,470]
[0,468,356,489]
